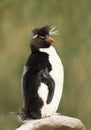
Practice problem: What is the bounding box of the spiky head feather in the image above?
[32,26,58,39]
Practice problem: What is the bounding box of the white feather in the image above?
[50,26,56,32]
[39,46,64,117]
[38,83,48,104]
[49,26,59,35]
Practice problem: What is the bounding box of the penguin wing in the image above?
[39,68,55,104]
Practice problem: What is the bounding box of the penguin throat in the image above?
[39,46,56,55]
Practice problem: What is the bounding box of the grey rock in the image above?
[16,113,86,130]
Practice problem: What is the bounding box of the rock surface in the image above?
[16,114,86,130]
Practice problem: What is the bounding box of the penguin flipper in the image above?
[40,69,55,104]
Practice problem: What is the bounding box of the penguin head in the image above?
[30,26,55,52]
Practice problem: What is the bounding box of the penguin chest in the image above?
[39,46,64,117]
[48,47,64,107]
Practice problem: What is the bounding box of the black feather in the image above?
[21,26,55,120]
[32,26,50,37]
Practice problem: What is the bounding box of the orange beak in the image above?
[45,37,54,44]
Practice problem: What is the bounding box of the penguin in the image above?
[21,26,64,120]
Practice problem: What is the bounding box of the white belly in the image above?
[39,46,64,117]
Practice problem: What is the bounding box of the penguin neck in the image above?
[39,46,56,55]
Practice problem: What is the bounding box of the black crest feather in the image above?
[32,26,50,37]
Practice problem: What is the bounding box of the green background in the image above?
[0,0,90,129]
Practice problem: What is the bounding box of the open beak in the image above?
[45,37,54,44]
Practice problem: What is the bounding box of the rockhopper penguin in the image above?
[21,26,64,120]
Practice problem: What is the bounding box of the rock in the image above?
[16,113,86,130]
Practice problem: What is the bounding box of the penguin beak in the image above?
[45,37,54,44]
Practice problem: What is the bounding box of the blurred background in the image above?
[0,0,90,129]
